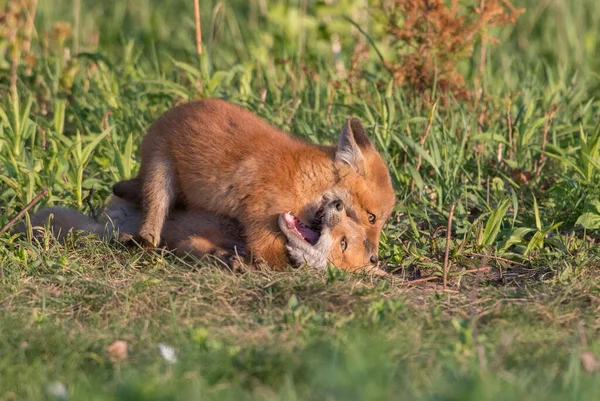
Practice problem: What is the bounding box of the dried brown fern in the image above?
[374,0,524,102]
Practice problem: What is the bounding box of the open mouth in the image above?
[281,211,320,245]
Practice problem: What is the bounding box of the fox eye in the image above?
[367,212,376,224]
[340,237,348,251]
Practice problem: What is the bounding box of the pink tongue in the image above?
[296,221,319,245]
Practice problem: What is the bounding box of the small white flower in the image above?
[158,343,177,364]
[45,381,68,400]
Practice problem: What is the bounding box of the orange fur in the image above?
[13,195,387,275]
[114,99,395,270]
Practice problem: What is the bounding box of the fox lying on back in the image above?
[12,194,385,274]
[114,99,396,270]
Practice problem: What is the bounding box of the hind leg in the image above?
[112,178,143,204]
[138,154,177,247]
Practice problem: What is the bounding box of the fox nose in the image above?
[370,255,378,264]
[333,200,344,211]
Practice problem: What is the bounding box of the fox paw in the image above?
[117,231,158,252]
[117,232,135,244]
[137,230,160,249]
[212,250,247,272]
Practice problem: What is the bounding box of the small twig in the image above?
[405,266,491,286]
[443,202,456,290]
[506,94,514,156]
[497,142,503,165]
[536,104,558,174]
[477,0,487,84]
[466,252,525,266]
[404,275,439,285]
[541,106,557,153]
[22,0,39,55]
[0,188,49,236]
[193,0,203,55]
[342,15,393,77]
[8,22,19,96]
[259,88,267,108]
[475,0,487,129]
[411,100,438,191]
[326,88,334,124]
[73,0,80,54]
[286,99,302,125]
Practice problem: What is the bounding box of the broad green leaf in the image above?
[499,227,535,253]
[480,199,510,246]
[533,195,541,231]
[576,212,600,230]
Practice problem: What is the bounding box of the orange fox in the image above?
[113,99,396,270]
[12,195,386,274]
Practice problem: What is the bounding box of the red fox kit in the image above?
[13,195,386,274]
[114,99,396,270]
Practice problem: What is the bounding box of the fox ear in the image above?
[335,118,372,175]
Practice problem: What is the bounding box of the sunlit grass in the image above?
[1,0,600,399]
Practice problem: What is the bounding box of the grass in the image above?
[1,0,600,399]
[2,240,600,400]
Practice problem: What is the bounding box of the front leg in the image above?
[245,223,290,271]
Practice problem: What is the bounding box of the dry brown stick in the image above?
[411,100,438,191]
[73,0,80,54]
[506,94,514,156]
[325,88,334,124]
[476,0,487,129]
[537,104,557,174]
[22,0,39,55]
[541,106,557,153]
[286,99,302,125]
[443,202,456,290]
[405,266,491,286]
[404,275,439,285]
[466,252,525,266]
[0,188,49,236]
[8,21,19,96]
[478,0,487,79]
[193,0,203,55]
[497,142,503,165]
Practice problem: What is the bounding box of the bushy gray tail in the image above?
[11,207,108,242]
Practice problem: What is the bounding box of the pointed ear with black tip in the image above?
[335,118,372,175]
[348,118,374,150]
